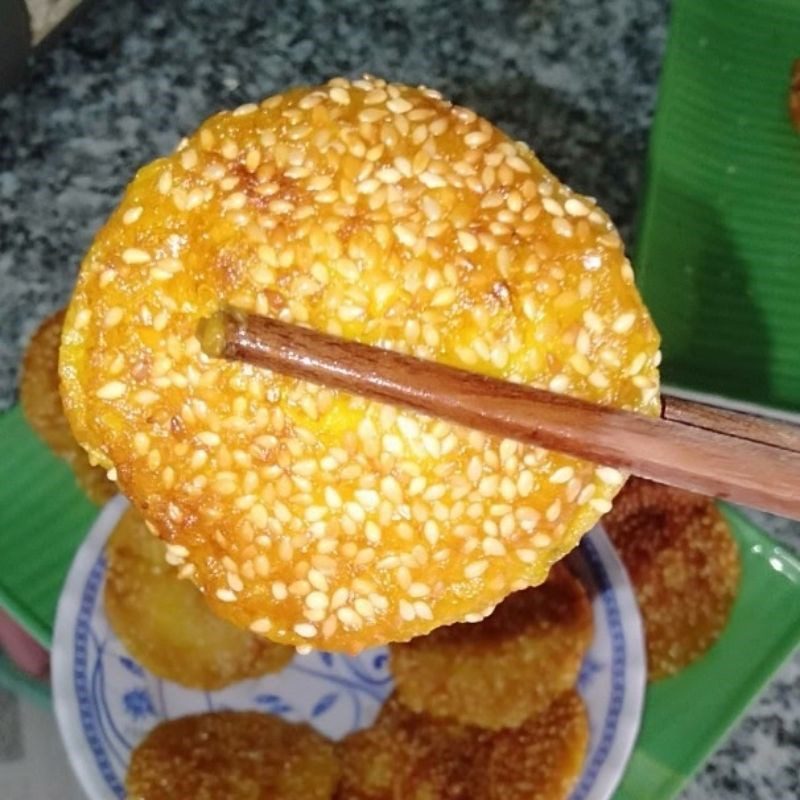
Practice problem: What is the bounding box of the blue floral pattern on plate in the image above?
[53,496,644,800]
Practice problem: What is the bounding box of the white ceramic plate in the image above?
[53,496,645,800]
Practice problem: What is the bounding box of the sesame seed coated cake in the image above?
[60,76,660,652]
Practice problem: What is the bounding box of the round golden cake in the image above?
[21,308,115,504]
[125,711,339,800]
[60,75,660,651]
[602,478,739,680]
[336,690,587,799]
[389,563,593,729]
[336,694,490,799]
[477,690,589,800]
[105,507,292,689]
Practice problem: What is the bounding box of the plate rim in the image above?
[52,494,129,800]
[572,526,646,800]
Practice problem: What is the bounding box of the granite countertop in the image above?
[0,1,797,797]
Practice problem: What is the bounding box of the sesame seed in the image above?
[180,148,198,170]
[516,548,536,564]
[420,170,447,188]
[506,155,531,173]
[272,582,288,600]
[387,97,413,113]
[216,588,237,602]
[549,374,569,393]
[465,560,489,579]
[306,591,330,610]
[414,601,434,620]
[483,538,506,556]
[596,466,623,485]
[546,499,561,522]
[613,312,636,333]
[423,519,440,547]
[552,217,574,237]
[250,618,272,633]
[330,587,349,610]
[550,466,574,484]
[157,170,173,194]
[542,197,564,216]
[465,130,492,148]
[490,343,509,369]
[408,582,430,598]
[565,197,590,217]
[232,102,257,116]
[220,140,239,159]
[354,598,375,618]
[96,381,126,400]
[308,568,330,590]
[290,579,311,597]
[583,253,602,270]
[399,600,416,621]
[589,370,610,388]
[457,230,479,252]
[135,389,159,405]
[122,206,142,224]
[513,471,533,497]
[227,572,244,592]
[479,475,499,496]
[337,607,362,628]
[294,623,317,638]
[249,503,268,528]
[393,223,417,248]
[591,498,613,513]
[364,88,388,105]
[122,248,150,264]
[329,87,350,105]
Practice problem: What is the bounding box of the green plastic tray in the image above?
[636,0,800,415]
[0,405,97,648]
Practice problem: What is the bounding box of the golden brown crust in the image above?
[389,564,593,729]
[20,308,114,504]
[105,508,292,689]
[478,690,589,800]
[603,478,740,680]
[125,711,339,800]
[336,695,490,800]
[337,691,588,799]
[61,76,660,650]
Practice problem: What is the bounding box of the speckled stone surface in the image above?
[0,1,797,797]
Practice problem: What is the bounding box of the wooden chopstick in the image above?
[198,310,800,520]
[661,395,800,453]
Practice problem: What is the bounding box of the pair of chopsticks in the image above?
[199,310,800,520]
